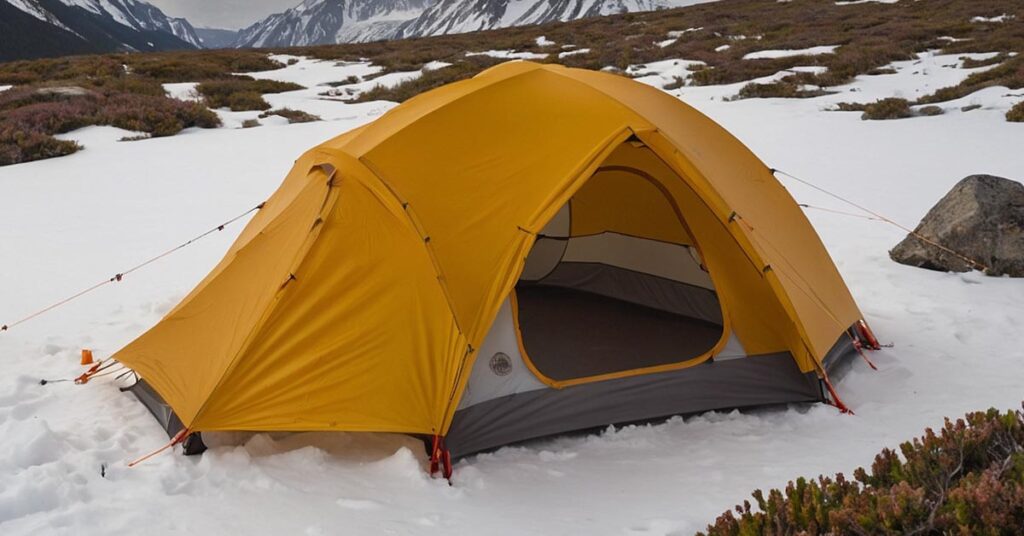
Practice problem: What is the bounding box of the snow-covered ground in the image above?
[742,45,839,60]
[1,52,1023,535]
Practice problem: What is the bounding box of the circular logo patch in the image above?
[489,352,513,376]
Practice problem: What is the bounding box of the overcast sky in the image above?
[147,0,300,30]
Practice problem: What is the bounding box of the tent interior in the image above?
[512,139,727,383]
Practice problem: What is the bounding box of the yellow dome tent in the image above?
[116,61,875,475]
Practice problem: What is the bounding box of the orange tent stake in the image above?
[81,349,94,365]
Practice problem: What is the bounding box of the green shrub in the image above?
[1008,101,1024,122]
[861,97,912,120]
[699,406,1024,535]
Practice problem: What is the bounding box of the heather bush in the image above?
[0,90,219,165]
[354,57,501,103]
[0,127,81,166]
[259,108,320,123]
[861,98,913,120]
[196,77,303,110]
[918,105,945,116]
[226,91,271,111]
[738,81,800,99]
[700,406,1024,535]
[1008,101,1024,122]
[919,56,1024,104]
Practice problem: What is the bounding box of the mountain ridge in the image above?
[234,0,714,48]
[1,0,201,62]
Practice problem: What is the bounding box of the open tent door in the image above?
[514,140,728,385]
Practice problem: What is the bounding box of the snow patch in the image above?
[163,82,200,102]
[465,50,549,60]
[743,45,840,60]
[558,48,591,58]
[971,14,1015,23]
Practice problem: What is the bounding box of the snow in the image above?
[162,82,200,102]
[743,45,840,60]
[53,125,147,146]
[715,44,731,52]
[465,50,549,60]
[422,61,452,71]
[656,38,678,48]
[0,85,12,93]
[667,27,702,38]
[558,48,591,58]
[535,35,555,47]
[1,52,1024,535]
[971,14,1015,23]
[7,0,50,22]
[238,55,402,120]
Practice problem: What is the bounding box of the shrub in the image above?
[738,81,799,99]
[662,76,686,91]
[1008,101,1024,122]
[226,91,270,111]
[196,77,303,110]
[961,53,1010,69]
[0,88,220,165]
[919,56,1024,104]
[861,97,912,120]
[918,105,945,116]
[258,108,320,123]
[0,127,81,166]
[324,75,361,87]
[834,101,868,112]
[241,119,261,128]
[699,405,1024,535]
[354,57,500,103]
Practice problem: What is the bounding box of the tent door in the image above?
[513,140,728,385]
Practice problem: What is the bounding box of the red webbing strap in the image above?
[428,435,453,480]
[127,428,191,467]
[821,372,854,415]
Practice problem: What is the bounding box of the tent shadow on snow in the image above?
[113,61,880,474]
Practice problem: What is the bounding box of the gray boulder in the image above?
[890,174,1024,277]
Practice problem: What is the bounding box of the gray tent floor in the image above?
[514,285,724,382]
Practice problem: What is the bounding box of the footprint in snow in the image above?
[336,498,382,510]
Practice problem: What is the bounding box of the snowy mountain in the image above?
[195,27,240,49]
[235,0,434,48]
[235,0,713,48]
[0,0,201,62]
[401,0,668,38]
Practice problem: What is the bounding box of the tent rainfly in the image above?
[116,61,877,477]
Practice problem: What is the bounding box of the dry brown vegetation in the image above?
[1009,101,1024,122]
[281,0,1023,104]
[0,0,1022,166]
[195,77,304,111]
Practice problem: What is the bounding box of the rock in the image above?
[33,86,92,98]
[890,175,1024,276]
